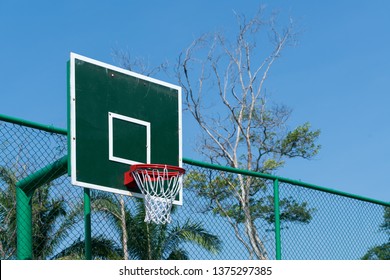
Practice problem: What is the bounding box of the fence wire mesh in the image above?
[278,182,388,259]
[1,118,389,260]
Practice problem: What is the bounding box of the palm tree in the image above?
[0,166,120,260]
[31,183,75,259]
[1,164,221,260]
[51,236,122,260]
[91,192,221,260]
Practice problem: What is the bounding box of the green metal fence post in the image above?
[15,156,68,260]
[84,188,92,260]
[273,179,281,260]
[16,187,33,260]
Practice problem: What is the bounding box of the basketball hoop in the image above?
[124,164,185,224]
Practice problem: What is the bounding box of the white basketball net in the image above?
[131,165,183,224]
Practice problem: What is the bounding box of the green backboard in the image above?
[68,53,182,204]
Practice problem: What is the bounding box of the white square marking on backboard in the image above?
[108,112,151,165]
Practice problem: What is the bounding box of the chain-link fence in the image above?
[1,115,389,260]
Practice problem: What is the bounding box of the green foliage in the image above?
[361,207,390,260]
[167,219,221,254]
[380,207,390,234]
[0,166,119,260]
[235,104,321,173]
[361,242,390,260]
[280,123,321,160]
[185,170,315,228]
[262,159,284,172]
[0,167,17,259]
[253,197,314,226]
[51,236,122,260]
[31,185,68,259]
[91,193,221,260]
[239,104,321,173]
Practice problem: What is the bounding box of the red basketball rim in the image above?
[130,164,185,178]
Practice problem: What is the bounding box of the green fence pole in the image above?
[84,188,92,260]
[16,187,33,260]
[15,156,68,260]
[0,113,67,135]
[273,179,281,260]
[16,156,68,194]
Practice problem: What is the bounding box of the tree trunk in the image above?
[119,195,128,260]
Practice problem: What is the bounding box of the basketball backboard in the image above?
[68,53,182,204]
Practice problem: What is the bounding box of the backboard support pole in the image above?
[84,188,92,260]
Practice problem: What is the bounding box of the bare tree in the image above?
[112,48,169,77]
[177,8,320,259]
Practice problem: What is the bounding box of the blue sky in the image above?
[1,0,389,202]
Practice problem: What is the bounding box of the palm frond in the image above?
[165,220,221,254]
[51,235,122,260]
[166,248,189,260]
